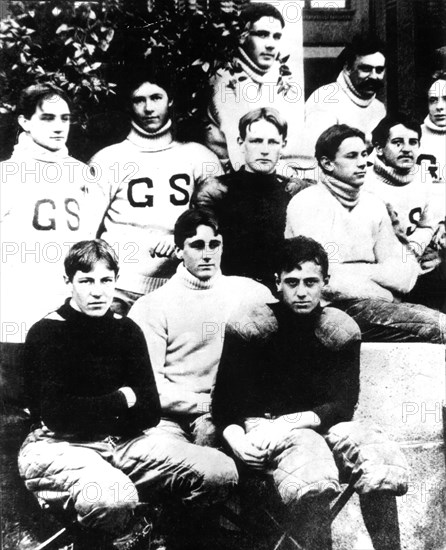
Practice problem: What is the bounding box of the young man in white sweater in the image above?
[303,34,386,159]
[128,208,273,547]
[286,124,446,342]
[204,2,302,171]
[90,67,222,314]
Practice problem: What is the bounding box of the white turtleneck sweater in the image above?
[303,71,386,158]
[89,121,222,295]
[285,177,419,302]
[363,156,436,255]
[205,47,304,170]
[0,134,94,343]
[128,263,274,417]
[418,115,446,185]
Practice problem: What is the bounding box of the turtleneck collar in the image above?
[236,47,276,84]
[236,166,279,188]
[321,171,362,210]
[58,299,115,325]
[373,155,415,186]
[126,119,174,151]
[11,132,70,162]
[423,115,446,135]
[271,300,323,330]
[337,71,376,108]
[176,262,222,290]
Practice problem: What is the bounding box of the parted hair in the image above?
[174,208,220,249]
[371,113,422,147]
[239,107,288,140]
[315,124,365,163]
[64,240,119,281]
[18,83,71,120]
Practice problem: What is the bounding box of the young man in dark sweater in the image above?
[192,107,300,291]
[17,240,212,549]
[212,236,409,549]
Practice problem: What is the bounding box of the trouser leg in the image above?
[113,419,238,507]
[18,429,138,535]
[334,298,446,343]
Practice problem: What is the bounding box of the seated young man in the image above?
[212,236,408,550]
[286,124,446,343]
[18,239,232,549]
[128,208,272,546]
[192,107,299,291]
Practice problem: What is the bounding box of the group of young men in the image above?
[1,2,445,550]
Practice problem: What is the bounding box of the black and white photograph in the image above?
[0,1,445,549]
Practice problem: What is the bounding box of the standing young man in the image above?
[205,3,301,171]
[212,236,408,550]
[286,124,446,342]
[90,68,222,314]
[304,34,386,157]
[193,107,299,290]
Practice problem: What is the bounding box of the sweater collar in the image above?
[271,301,322,331]
[373,155,415,186]
[126,119,174,151]
[176,262,223,290]
[337,70,376,108]
[237,166,279,189]
[321,171,362,210]
[423,115,446,135]
[58,299,115,325]
[236,47,276,84]
[11,132,70,162]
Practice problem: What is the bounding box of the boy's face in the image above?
[376,123,419,174]
[238,119,286,174]
[276,261,328,315]
[66,260,116,317]
[131,81,172,133]
[428,79,446,127]
[242,16,283,70]
[322,136,368,186]
[176,224,223,281]
[18,95,70,152]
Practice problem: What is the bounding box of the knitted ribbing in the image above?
[373,155,414,186]
[236,47,275,84]
[338,71,375,109]
[176,262,223,291]
[127,119,173,150]
[11,132,70,162]
[423,115,446,135]
[321,171,362,210]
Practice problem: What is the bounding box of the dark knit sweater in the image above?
[212,302,360,433]
[25,301,160,439]
[192,168,296,290]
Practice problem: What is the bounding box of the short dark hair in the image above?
[315,124,365,163]
[121,62,174,102]
[174,208,220,249]
[371,114,422,148]
[64,240,119,282]
[17,84,71,120]
[428,70,446,91]
[339,34,386,70]
[239,107,287,140]
[276,237,329,279]
[240,2,285,29]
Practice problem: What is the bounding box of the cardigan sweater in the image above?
[24,301,160,439]
[128,264,274,418]
[192,168,299,290]
[212,301,361,433]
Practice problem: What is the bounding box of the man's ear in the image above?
[343,60,352,75]
[375,143,384,158]
[324,274,330,287]
[18,115,29,133]
[175,247,183,261]
[237,136,244,147]
[319,156,334,173]
[275,273,282,293]
[63,275,71,286]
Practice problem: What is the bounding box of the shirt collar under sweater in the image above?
[126,119,173,151]
[373,155,415,186]
[236,47,277,84]
[176,262,223,290]
[423,115,446,135]
[337,70,376,108]
[11,132,70,162]
[321,171,362,210]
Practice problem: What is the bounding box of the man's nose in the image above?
[144,100,154,112]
